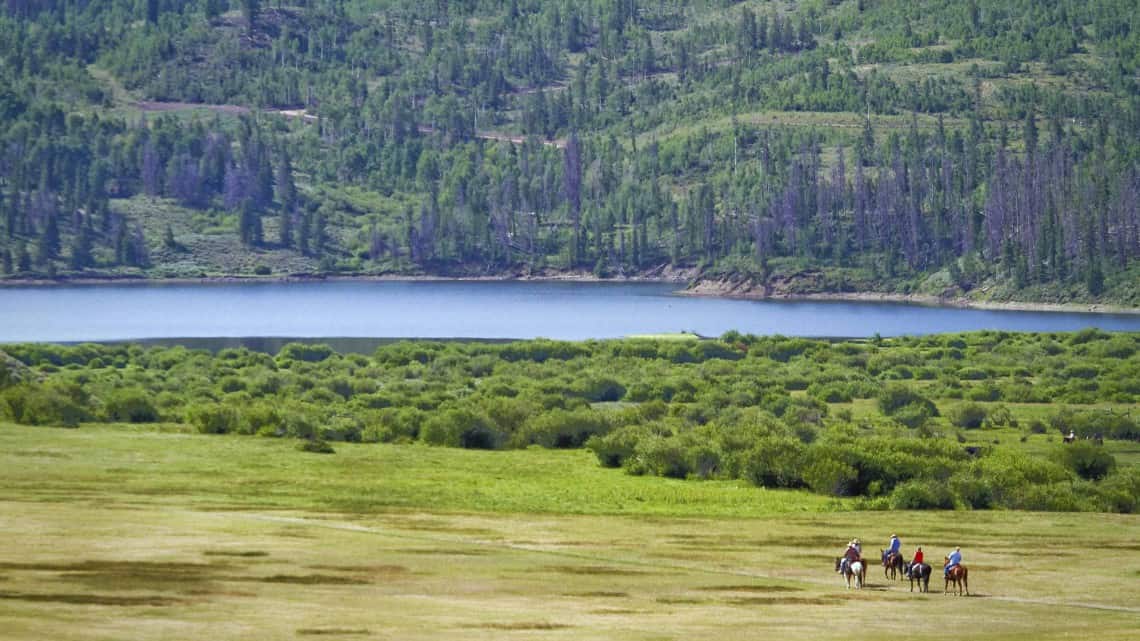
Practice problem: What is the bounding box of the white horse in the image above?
[835,557,865,589]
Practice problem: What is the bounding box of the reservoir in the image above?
[1,280,1139,343]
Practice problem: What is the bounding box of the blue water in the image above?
[1,280,1138,342]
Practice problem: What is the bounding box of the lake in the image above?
[1,280,1139,343]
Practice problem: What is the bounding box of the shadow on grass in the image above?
[0,590,182,607]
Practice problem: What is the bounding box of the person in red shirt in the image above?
[908,545,925,575]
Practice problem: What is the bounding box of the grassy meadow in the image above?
[2,422,1138,641]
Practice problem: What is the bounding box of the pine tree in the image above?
[563,132,582,265]
[16,243,31,272]
[280,209,294,248]
[204,0,224,20]
[239,200,263,246]
[69,226,93,270]
[163,224,178,250]
[242,0,260,33]
[36,213,60,265]
[276,150,297,213]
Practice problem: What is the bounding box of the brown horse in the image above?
[881,549,905,580]
[943,558,969,596]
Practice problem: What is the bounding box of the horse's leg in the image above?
[963,571,969,596]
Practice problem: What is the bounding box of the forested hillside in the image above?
[1,1,1139,305]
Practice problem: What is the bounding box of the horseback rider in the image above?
[883,533,901,564]
[944,546,962,578]
[908,545,924,574]
[839,540,861,574]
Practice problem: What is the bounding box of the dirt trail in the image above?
[417,125,565,148]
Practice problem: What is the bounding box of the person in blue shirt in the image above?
[882,533,901,563]
[944,546,962,577]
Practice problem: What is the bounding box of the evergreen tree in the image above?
[16,243,31,273]
[239,200,263,246]
[243,0,259,33]
[69,226,93,270]
[36,213,60,264]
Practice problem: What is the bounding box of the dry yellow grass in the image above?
[1,424,1138,640]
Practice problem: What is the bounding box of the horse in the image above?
[881,549,905,580]
[835,557,865,589]
[943,558,969,596]
[905,562,931,593]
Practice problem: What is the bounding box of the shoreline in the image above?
[3,272,1139,315]
[677,283,1140,315]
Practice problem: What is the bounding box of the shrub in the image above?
[742,437,806,488]
[957,367,989,380]
[629,435,691,478]
[586,425,646,468]
[422,408,501,449]
[1055,442,1116,481]
[277,343,335,363]
[1096,469,1140,513]
[802,456,858,496]
[889,479,956,509]
[103,388,161,423]
[572,377,626,402]
[514,408,611,448]
[947,403,988,429]
[187,403,243,434]
[877,385,938,418]
[1,384,89,427]
[892,403,934,429]
[297,439,335,454]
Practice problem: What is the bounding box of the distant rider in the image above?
[840,540,861,574]
[909,545,924,574]
[883,533,901,564]
[944,546,962,578]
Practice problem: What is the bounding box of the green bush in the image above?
[947,402,988,429]
[297,439,335,454]
[514,408,611,448]
[629,435,691,479]
[586,425,647,468]
[572,377,626,402]
[0,383,89,427]
[802,456,858,496]
[877,385,939,418]
[277,343,335,363]
[742,436,806,488]
[187,403,243,434]
[422,408,501,449]
[103,388,161,423]
[1055,442,1116,480]
[889,479,957,509]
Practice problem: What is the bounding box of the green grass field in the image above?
[2,423,1138,640]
